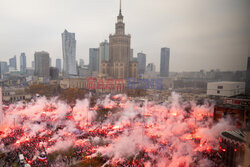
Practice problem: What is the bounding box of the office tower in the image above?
[160,47,170,77]
[146,63,156,72]
[9,55,17,70]
[32,61,35,68]
[62,29,77,76]
[103,0,137,79]
[20,53,26,73]
[0,62,8,77]
[56,59,62,72]
[34,51,50,77]
[49,67,59,80]
[130,49,134,61]
[137,52,146,75]
[79,59,84,67]
[89,48,99,72]
[99,40,109,73]
[246,57,250,94]
[49,57,52,67]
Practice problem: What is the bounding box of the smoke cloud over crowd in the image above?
[0,93,234,166]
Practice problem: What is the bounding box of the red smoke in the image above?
[0,93,233,166]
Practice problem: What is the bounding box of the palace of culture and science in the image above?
[101,0,138,79]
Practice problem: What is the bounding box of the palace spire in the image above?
[117,0,123,22]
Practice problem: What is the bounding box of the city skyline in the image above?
[0,0,249,72]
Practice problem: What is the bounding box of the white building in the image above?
[62,29,77,76]
[207,81,245,97]
[99,40,109,73]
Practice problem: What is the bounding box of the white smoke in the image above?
[0,93,234,166]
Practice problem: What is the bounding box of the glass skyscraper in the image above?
[160,47,170,77]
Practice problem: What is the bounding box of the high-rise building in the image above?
[146,63,156,72]
[99,40,109,73]
[56,59,62,72]
[102,0,137,79]
[62,29,77,76]
[0,62,8,78]
[20,53,26,73]
[160,47,170,77]
[50,67,59,80]
[246,57,250,94]
[130,49,134,61]
[49,57,52,67]
[79,59,84,67]
[9,55,17,70]
[34,51,50,77]
[137,52,146,75]
[89,48,99,72]
[32,61,35,68]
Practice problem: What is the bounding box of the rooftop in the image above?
[208,81,245,85]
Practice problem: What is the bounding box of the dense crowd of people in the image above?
[0,95,231,167]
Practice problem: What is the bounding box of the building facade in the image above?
[34,51,50,77]
[20,53,26,73]
[79,59,84,67]
[99,40,109,73]
[160,47,170,77]
[0,62,8,78]
[62,29,77,76]
[1,87,31,103]
[137,52,146,75]
[9,55,17,70]
[49,67,59,80]
[102,2,137,79]
[129,61,138,78]
[130,49,134,61]
[89,48,99,72]
[78,67,92,78]
[56,59,62,72]
[60,78,87,89]
[32,61,35,68]
[207,81,245,97]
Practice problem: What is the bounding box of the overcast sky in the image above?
[0,0,249,72]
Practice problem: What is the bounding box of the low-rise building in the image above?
[2,87,31,103]
[207,82,245,97]
[86,77,126,93]
[78,67,92,78]
[60,78,87,89]
[60,77,126,94]
[0,73,27,88]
